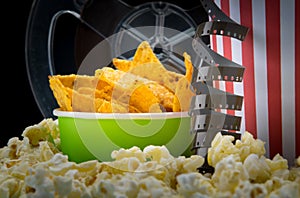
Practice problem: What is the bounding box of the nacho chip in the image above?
[49,76,139,113]
[96,67,178,112]
[172,77,195,112]
[120,62,183,93]
[72,90,103,112]
[112,41,160,72]
[183,52,193,83]
[172,52,195,111]
[132,41,161,65]
[112,58,132,72]
[77,87,111,101]
[112,41,185,93]
[95,67,124,84]
[97,100,119,113]
[48,75,73,111]
[147,82,175,112]
[49,41,196,113]
[52,74,98,89]
[76,86,142,113]
[95,67,163,113]
[52,74,76,88]
[127,83,163,113]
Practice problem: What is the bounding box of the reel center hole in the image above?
[154,43,163,54]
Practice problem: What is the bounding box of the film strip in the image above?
[189,0,249,173]
[190,82,243,110]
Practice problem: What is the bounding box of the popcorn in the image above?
[243,154,271,183]
[90,179,115,197]
[136,176,176,198]
[111,146,146,162]
[233,180,268,198]
[235,131,266,161]
[10,160,30,180]
[176,172,215,197]
[208,131,266,168]
[182,155,204,173]
[0,178,23,198]
[114,176,139,197]
[289,167,300,184]
[268,180,299,198]
[264,177,285,193]
[0,118,299,197]
[53,176,73,196]
[22,118,59,148]
[212,155,249,193]
[25,168,55,198]
[207,132,240,167]
[69,179,92,198]
[105,157,142,172]
[143,145,173,164]
[268,154,289,169]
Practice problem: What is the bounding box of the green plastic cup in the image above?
[53,109,195,163]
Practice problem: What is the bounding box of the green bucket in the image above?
[54,109,195,163]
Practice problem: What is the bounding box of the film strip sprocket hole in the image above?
[197,20,248,41]
[189,0,250,163]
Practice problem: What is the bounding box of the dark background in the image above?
[1,0,207,147]
[1,0,43,147]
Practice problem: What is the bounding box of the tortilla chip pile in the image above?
[49,41,195,113]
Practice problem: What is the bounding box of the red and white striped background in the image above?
[210,0,300,165]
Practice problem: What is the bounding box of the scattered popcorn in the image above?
[143,145,173,164]
[232,180,268,198]
[25,168,55,198]
[265,154,289,176]
[236,131,266,161]
[208,131,266,167]
[0,119,299,197]
[176,172,215,197]
[207,132,240,167]
[243,154,270,183]
[111,146,146,162]
[22,118,60,149]
[182,155,205,173]
[268,180,299,198]
[53,175,73,197]
[268,155,291,180]
[212,155,249,193]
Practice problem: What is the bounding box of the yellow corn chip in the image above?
[76,87,142,113]
[122,62,183,93]
[72,91,103,112]
[171,52,195,112]
[112,58,132,72]
[172,77,195,112]
[52,74,98,89]
[183,52,193,83]
[95,67,162,113]
[132,41,161,65]
[95,67,124,83]
[112,41,186,93]
[48,75,73,111]
[52,74,76,88]
[71,88,131,113]
[147,82,175,112]
[127,83,162,113]
[112,42,161,73]
[49,42,196,113]
[77,87,111,101]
